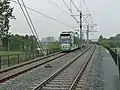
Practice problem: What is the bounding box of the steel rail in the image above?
[0,52,61,73]
[69,45,96,90]
[32,45,92,90]
[0,52,68,83]
[0,47,85,83]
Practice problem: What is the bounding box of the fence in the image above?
[0,48,60,69]
[104,46,120,78]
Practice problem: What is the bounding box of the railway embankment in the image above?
[86,45,120,90]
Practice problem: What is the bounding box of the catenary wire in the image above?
[62,0,79,23]
[47,0,71,15]
[47,0,80,23]
[11,0,74,28]
[16,0,45,54]
[83,0,93,25]
[70,0,80,12]
[20,0,45,54]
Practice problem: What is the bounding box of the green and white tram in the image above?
[60,31,79,51]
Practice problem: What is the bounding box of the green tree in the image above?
[98,35,104,43]
[9,34,38,52]
[101,39,110,47]
[47,42,60,49]
[0,0,15,50]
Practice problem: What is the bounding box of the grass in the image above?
[41,42,60,50]
[0,47,59,69]
[0,51,25,56]
[0,51,34,69]
[111,48,120,52]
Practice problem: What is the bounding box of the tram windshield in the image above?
[60,37,70,44]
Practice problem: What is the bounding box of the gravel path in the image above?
[0,48,86,90]
[85,45,104,90]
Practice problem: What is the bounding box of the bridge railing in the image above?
[0,48,60,69]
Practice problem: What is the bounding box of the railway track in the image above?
[69,46,96,90]
[0,52,61,73]
[32,45,95,90]
[0,46,88,83]
[0,52,68,83]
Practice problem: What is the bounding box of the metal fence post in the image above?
[49,49,50,54]
[36,51,39,57]
[48,49,49,55]
[36,52,38,57]
[35,52,36,57]
[28,53,29,60]
[52,49,53,53]
[0,56,1,69]
[45,49,47,55]
[18,54,19,64]
[55,48,57,52]
[51,49,52,54]
[26,53,27,61]
[51,49,53,54]
[8,55,10,67]
[119,53,120,79]
[50,49,53,53]
[47,49,49,55]
[55,48,56,52]
[33,52,34,59]
[29,53,31,60]
[53,49,54,53]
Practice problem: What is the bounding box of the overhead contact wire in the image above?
[47,0,79,23]
[20,0,45,54]
[11,0,74,28]
[83,0,93,25]
[16,0,44,54]
[62,0,79,23]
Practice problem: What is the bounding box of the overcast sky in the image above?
[10,0,120,40]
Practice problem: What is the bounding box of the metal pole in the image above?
[118,54,120,79]
[18,54,20,64]
[116,40,120,78]
[8,37,9,51]
[0,56,1,69]
[80,12,82,49]
[20,41,21,52]
[26,53,27,61]
[86,25,89,45]
[116,40,118,65]
[8,55,10,67]
[70,0,72,12]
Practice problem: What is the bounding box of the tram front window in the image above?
[60,38,70,44]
